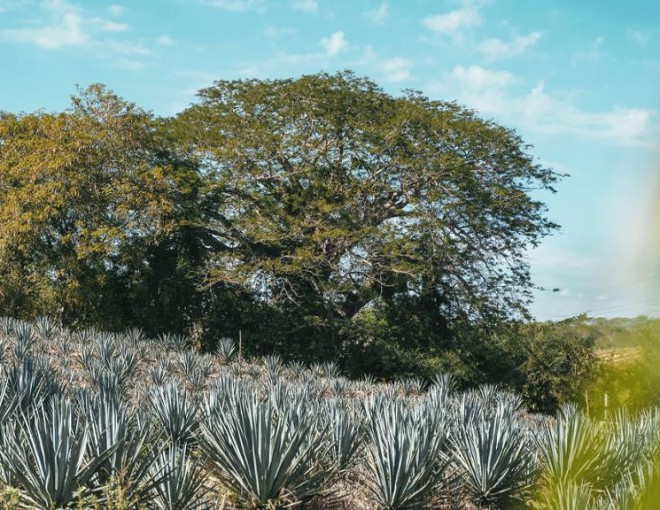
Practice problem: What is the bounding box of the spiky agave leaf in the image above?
[215,337,236,364]
[152,444,209,510]
[150,382,199,447]
[0,397,114,509]
[5,356,58,414]
[33,316,58,342]
[450,398,536,507]
[199,391,328,509]
[319,401,363,473]
[540,480,595,510]
[80,389,161,506]
[535,405,606,488]
[361,397,448,510]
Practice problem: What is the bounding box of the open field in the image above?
[0,316,659,509]
[596,346,642,364]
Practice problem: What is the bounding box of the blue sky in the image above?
[1,0,659,320]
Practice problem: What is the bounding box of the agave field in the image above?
[0,317,659,509]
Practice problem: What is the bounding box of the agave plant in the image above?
[158,332,190,352]
[33,316,58,342]
[320,402,363,473]
[80,389,161,506]
[180,351,212,392]
[0,316,16,336]
[152,444,209,510]
[539,480,594,510]
[215,337,237,364]
[124,327,147,345]
[150,382,199,446]
[595,462,652,510]
[361,397,448,510]
[199,391,329,509]
[535,405,606,488]
[150,362,171,386]
[5,356,58,414]
[450,396,536,507]
[0,397,114,509]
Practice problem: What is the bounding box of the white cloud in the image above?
[449,64,515,90]
[157,35,174,45]
[626,27,651,45]
[93,18,128,32]
[106,40,151,56]
[321,31,347,56]
[0,0,156,71]
[478,31,542,61]
[421,3,481,36]
[571,36,605,65]
[363,3,388,24]
[380,57,411,82]
[109,4,123,16]
[264,25,296,37]
[1,0,88,48]
[427,65,659,150]
[201,0,266,12]
[291,0,317,12]
[0,0,132,49]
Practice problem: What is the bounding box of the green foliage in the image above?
[450,393,536,507]
[176,70,560,360]
[0,85,212,335]
[361,397,449,510]
[0,73,577,408]
[199,391,330,509]
[518,318,598,413]
[587,316,660,412]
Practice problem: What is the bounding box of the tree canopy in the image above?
[0,72,565,384]
[174,72,560,360]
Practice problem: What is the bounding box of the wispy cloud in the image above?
[200,0,266,12]
[157,35,174,46]
[1,0,89,49]
[379,56,411,82]
[428,64,659,150]
[0,0,157,71]
[290,0,317,12]
[571,36,606,66]
[627,27,651,45]
[363,2,388,24]
[421,2,482,38]
[93,18,128,32]
[448,64,515,90]
[478,31,542,61]
[321,31,347,56]
[0,0,132,49]
[264,25,296,37]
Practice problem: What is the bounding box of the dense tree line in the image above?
[0,72,594,408]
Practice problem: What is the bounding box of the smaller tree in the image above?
[0,86,178,328]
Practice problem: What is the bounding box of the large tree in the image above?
[176,72,561,360]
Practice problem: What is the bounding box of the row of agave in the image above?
[0,316,659,509]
